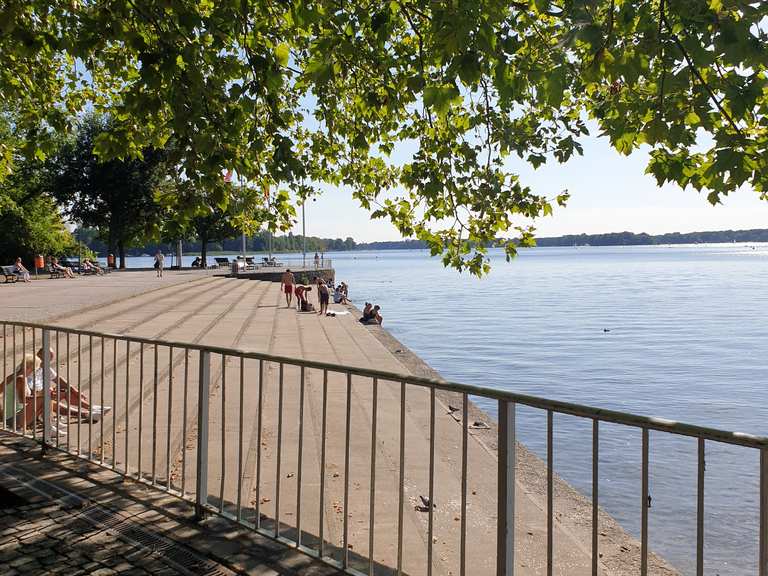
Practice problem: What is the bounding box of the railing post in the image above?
[760,448,768,576]
[497,400,516,576]
[42,329,51,453]
[195,351,211,520]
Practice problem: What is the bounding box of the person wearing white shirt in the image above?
[36,348,111,421]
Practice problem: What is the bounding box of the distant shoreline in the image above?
[359,229,768,250]
[114,240,767,260]
[93,228,768,259]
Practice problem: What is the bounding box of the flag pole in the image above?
[240,174,246,260]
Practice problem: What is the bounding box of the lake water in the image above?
[126,245,768,574]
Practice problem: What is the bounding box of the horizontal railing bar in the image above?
[3,320,768,449]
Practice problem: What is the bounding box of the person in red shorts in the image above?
[281,269,295,307]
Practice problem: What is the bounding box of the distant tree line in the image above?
[75,228,358,256]
[535,229,768,247]
[77,228,768,258]
[351,231,768,250]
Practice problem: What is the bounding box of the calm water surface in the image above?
[333,245,767,576]
[128,245,767,575]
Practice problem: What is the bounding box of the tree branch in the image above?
[656,0,666,112]
[592,0,615,67]
[661,12,743,137]
[398,1,433,128]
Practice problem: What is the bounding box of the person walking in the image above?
[281,269,295,307]
[154,250,164,278]
[314,252,320,269]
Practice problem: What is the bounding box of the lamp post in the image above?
[240,175,246,260]
[302,200,306,268]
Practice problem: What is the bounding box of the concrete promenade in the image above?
[0,271,676,575]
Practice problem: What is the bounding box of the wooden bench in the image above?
[59,258,81,274]
[1,265,18,283]
[47,266,63,279]
[214,257,230,268]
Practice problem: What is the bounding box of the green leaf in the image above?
[275,43,290,67]
[423,84,460,114]
[457,51,481,86]
[684,111,701,125]
[544,66,566,107]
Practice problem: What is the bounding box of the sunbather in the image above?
[333,285,349,304]
[360,304,383,325]
[13,258,31,282]
[2,354,65,434]
[36,347,110,420]
[2,354,32,429]
[83,258,104,275]
[51,257,75,278]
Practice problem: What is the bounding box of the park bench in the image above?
[80,262,99,275]
[60,257,82,274]
[2,265,18,283]
[214,257,230,268]
[47,265,63,279]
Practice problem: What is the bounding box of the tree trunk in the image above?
[118,240,126,269]
[200,232,208,269]
[108,229,117,268]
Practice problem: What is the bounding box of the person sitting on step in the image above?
[36,347,111,422]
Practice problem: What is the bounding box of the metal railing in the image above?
[229,257,333,274]
[1,319,767,576]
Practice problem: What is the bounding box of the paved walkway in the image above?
[0,270,219,322]
[0,271,675,575]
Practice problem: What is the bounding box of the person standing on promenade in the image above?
[317,279,330,316]
[281,269,295,307]
[154,250,164,278]
[313,252,319,268]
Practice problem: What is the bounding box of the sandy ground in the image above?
[0,272,678,575]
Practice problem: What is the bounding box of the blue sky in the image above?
[294,133,768,242]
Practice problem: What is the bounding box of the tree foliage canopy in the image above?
[1,0,765,273]
[47,113,169,267]
[0,115,76,264]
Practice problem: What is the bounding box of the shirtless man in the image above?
[281,269,295,307]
